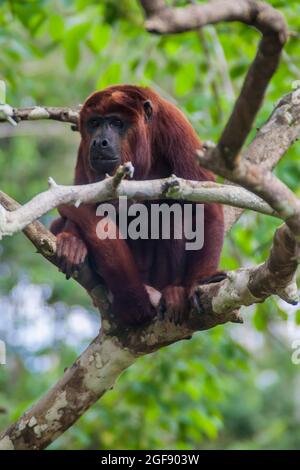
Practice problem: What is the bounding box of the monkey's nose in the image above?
[92,137,110,149]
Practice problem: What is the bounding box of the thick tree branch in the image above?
[140,0,288,168]
[206,88,300,230]
[199,88,300,235]
[0,171,275,239]
[0,105,79,127]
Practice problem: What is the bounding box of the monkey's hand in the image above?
[159,286,189,325]
[56,232,88,280]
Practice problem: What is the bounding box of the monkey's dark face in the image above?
[81,87,154,177]
[85,114,127,174]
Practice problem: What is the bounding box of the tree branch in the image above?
[0,171,275,239]
[215,88,300,231]
[0,105,79,127]
[199,88,300,235]
[140,0,288,168]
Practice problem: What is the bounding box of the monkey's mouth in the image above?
[90,154,120,173]
[100,156,119,162]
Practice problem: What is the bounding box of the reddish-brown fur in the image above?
[51,85,224,325]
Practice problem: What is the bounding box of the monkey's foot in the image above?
[190,272,227,315]
[159,286,189,325]
[198,271,227,285]
[189,288,204,315]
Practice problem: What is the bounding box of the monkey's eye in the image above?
[87,117,101,129]
[109,118,124,129]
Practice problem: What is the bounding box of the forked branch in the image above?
[140,0,288,168]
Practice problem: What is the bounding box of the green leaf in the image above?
[64,39,80,70]
[174,62,197,96]
[66,21,90,42]
[63,21,90,70]
[89,24,110,53]
[96,63,121,89]
[295,309,300,325]
[253,308,268,331]
[49,15,65,41]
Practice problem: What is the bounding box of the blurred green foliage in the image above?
[1,0,300,450]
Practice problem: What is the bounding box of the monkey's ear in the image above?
[143,100,153,121]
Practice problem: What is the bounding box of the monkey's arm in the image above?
[58,203,155,325]
[50,217,88,279]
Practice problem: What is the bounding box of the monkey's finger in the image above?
[75,245,88,266]
[61,240,73,280]
[64,240,78,279]
[176,306,185,325]
[58,256,68,276]
[179,305,189,325]
[56,238,66,259]
[165,304,175,323]
[179,299,189,325]
[174,307,182,326]
[62,255,73,279]
[191,291,204,314]
[158,301,166,321]
[65,259,74,280]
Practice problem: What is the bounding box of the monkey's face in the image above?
[84,114,126,174]
[80,87,154,178]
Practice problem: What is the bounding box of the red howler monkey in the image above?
[51,85,224,325]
